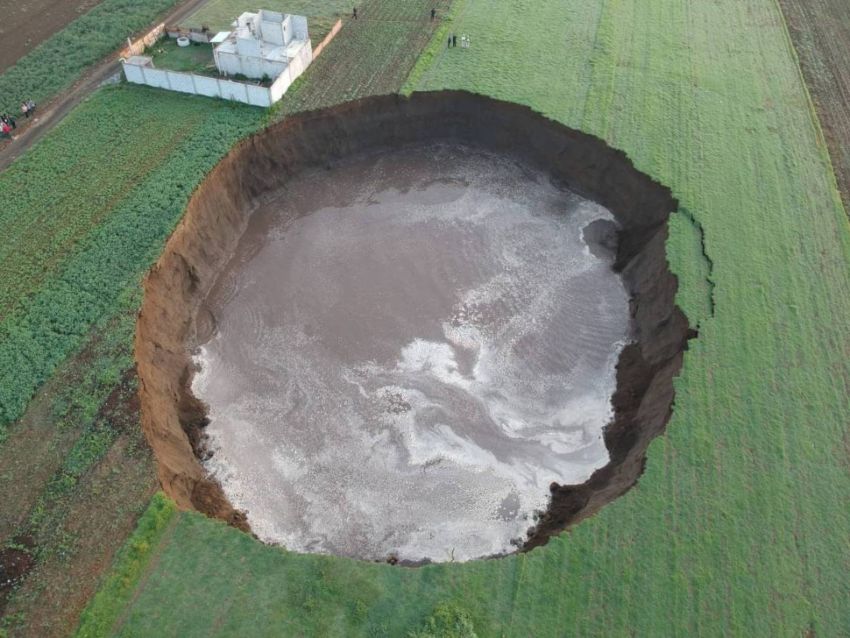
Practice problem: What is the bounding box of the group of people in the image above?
[0,100,35,139]
[447,33,471,48]
[21,99,36,119]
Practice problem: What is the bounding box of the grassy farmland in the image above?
[0,2,456,634]
[1,0,849,635]
[0,87,264,636]
[71,0,850,635]
[777,0,850,214]
[0,0,178,116]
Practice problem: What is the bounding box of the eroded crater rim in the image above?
[134,90,693,563]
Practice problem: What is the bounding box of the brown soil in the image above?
[0,302,158,635]
[0,536,35,614]
[135,90,693,553]
[0,0,102,72]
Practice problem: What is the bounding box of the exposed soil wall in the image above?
[135,90,693,553]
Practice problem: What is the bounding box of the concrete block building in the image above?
[213,10,312,80]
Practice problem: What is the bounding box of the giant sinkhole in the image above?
[135,91,692,564]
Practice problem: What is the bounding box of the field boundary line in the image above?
[770,0,850,224]
[73,494,179,638]
[401,0,469,95]
[107,515,179,637]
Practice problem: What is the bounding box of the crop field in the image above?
[1,0,849,635]
[0,87,264,637]
[278,0,452,114]
[184,0,352,44]
[0,0,101,73]
[0,0,177,116]
[0,88,261,436]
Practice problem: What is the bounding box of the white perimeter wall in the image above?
[122,39,312,108]
[269,39,312,102]
[122,62,272,107]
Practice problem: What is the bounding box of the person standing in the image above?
[431,8,436,20]
[21,102,29,118]
[448,34,452,48]
[353,6,357,19]
[452,33,457,47]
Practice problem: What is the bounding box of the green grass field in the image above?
[147,40,217,76]
[3,0,850,634]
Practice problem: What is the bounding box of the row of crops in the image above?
[0,0,452,442]
[0,2,459,630]
[279,0,452,114]
[0,0,179,116]
[0,86,264,439]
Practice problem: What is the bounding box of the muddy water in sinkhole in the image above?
[191,144,632,562]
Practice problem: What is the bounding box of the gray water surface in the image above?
[193,144,631,562]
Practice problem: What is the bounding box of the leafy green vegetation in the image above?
[0,288,158,638]
[81,0,850,635]
[0,0,177,115]
[409,603,478,638]
[0,86,263,438]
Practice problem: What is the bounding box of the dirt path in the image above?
[0,0,211,174]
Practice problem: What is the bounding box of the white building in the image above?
[121,9,313,107]
[213,10,312,80]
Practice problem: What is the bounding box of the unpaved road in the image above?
[0,0,211,173]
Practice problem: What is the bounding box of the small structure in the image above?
[121,9,313,108]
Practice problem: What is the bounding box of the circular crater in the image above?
[135,91,692,564]
[195,144,629,561]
